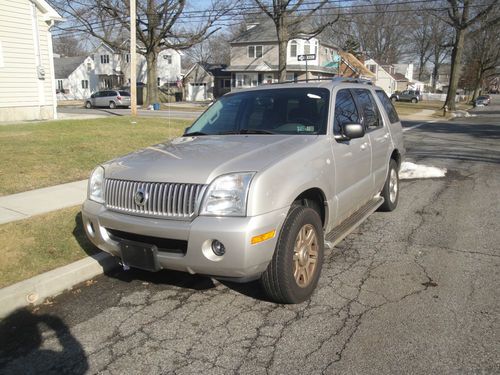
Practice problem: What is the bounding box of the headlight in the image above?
[200,172,255,216]
[88,166,105,203]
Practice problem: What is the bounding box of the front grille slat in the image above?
[105,179,205,220]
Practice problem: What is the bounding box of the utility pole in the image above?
[130,0,137,116]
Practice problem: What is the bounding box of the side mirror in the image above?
[342,123,365,140]
[184,126,191,134]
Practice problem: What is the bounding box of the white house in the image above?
[0,0,62,122]
[54,43,183,100]
[364,59,396,95]
[393,63,414,82]
[55,56,97,100]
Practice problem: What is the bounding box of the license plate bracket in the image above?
[120,239,160,272]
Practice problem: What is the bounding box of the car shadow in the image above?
[0,309,88,374]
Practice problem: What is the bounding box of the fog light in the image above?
[211,240,226,256]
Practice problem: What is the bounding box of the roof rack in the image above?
[272,77,334,85]
[331,77,373,85]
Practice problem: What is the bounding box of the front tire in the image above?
[85,101,92,109]
[109,101,116,109]
[411,98,418,103]
[391,97,397,102]
[379,159,399,212]
[261,206,324,304]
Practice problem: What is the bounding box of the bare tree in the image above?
[410,11,433,81]
[463,13,500,101]
[53,35,88,56]
[53,0,232,105]
[432,0,500,110]
[427,16,452,92]
[250,0,339,82]
[350,0,410,64]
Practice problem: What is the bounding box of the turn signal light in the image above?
[251,230,276,245]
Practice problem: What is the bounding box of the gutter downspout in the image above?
[47,19,58,119]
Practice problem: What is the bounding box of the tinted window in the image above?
[119,91,131,96]
[353,89,381,129]
[376,90,399,123]
[187,88,329,135]
[333,89,360,135]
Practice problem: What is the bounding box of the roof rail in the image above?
[272,77,335,85]
[331,77,373,85]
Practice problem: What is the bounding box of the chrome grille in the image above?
[104,179,205,219]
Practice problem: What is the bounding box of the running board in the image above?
[324,197,384,249]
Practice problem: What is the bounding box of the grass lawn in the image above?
[394,100,472,118]
[0,206,97,288]
[0,116,189,196]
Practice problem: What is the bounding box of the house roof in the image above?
[392,72,408,81]
[231,17,337,48]
[33,0,64,22]
[54,56,87,79]
[201,63,230,77]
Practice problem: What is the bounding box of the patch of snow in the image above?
[450,110,472,118]
[400,161,447,179]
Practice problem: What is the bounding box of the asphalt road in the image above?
[1,99,499,374]
[58,106,202,120]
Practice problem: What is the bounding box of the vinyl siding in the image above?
[0,0,56,118]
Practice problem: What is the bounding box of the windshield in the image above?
[185,88,330,136]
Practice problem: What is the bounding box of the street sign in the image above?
[297,54,316,61]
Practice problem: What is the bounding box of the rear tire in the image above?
[109,101,116,109]
[261,206,324,304]
[379,159,399,212]
[391,97,397,102]
[411,98,418,103]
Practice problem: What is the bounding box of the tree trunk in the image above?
[471,67,483,102]
[444,28,466,110]
[431,61,439,92]
[145,50,159,106]
[277,16,288,82]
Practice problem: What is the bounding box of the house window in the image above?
[124,54,130,63]
[247,45,263,58]
[157,77,161,86]
[220,79,231,88]
[304,40,310,55]
[163,54,172,64]
[285,73,296,82]
[100,55,109,64]
[87,62,92,71]
[235,73,258,87]
[290,41,297,57]
[81,80,89,89]
[367,64,377,73]
[57,80,63,91]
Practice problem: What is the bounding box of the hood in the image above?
[104,135,319,184]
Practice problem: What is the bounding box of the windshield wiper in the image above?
[214,129,276,135]
[239,129,275,134]
[183,131,208,136]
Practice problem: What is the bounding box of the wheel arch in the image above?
[291,187,328,229]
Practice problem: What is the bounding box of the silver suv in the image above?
[85,90,131,109]
[82,79,405,303]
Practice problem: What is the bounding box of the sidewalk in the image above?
[0,180,87,224]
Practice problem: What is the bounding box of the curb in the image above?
[0,252,119,318]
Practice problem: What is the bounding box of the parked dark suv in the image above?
[85,90,131,109]
[390,90,421,103]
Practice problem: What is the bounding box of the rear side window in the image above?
[333,89,360,135]
[353,89,381,129]
[376,90,400,123]
[119,91,131,96]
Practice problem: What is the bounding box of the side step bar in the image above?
[324,197,384,249]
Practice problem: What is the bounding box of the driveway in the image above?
[1,99,499,374]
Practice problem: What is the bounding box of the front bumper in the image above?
[82,200,289,279]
